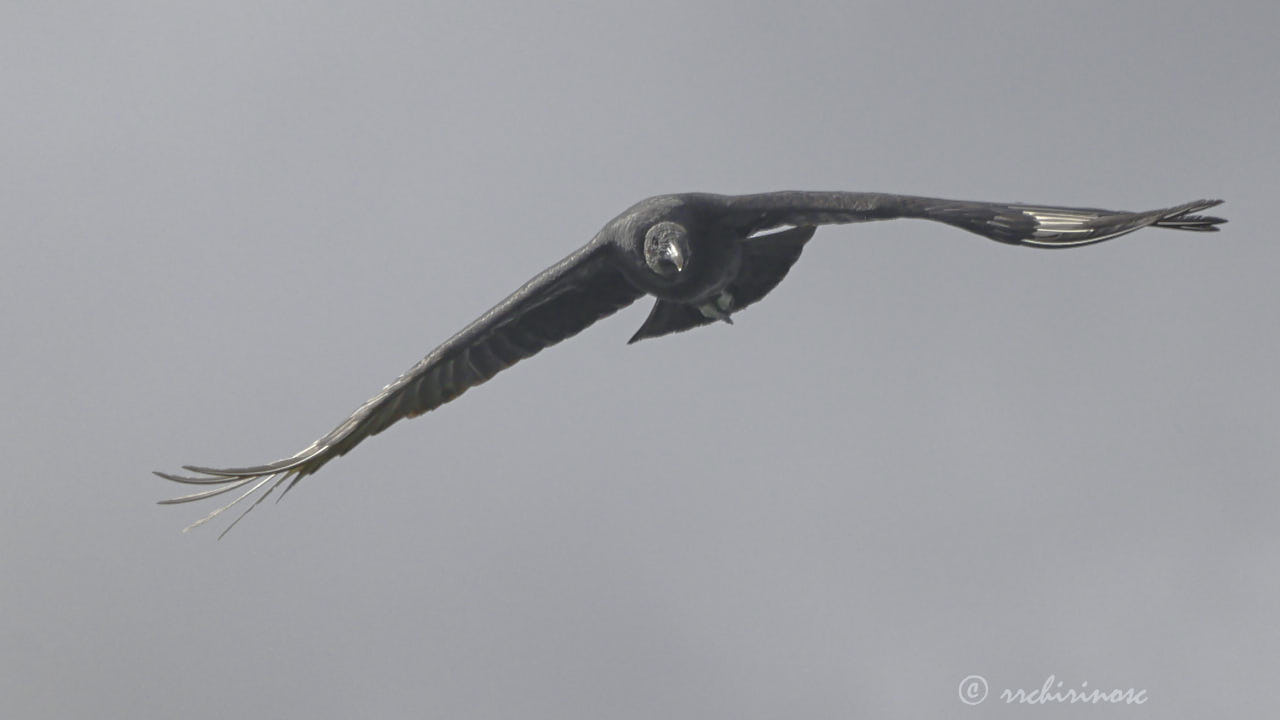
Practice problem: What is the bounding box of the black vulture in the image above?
[157,191,1225,534]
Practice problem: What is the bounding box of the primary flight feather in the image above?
[157,191,1225,535]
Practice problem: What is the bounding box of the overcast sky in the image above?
[3,1,1278,718]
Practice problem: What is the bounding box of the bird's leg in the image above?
[698,290,735,325]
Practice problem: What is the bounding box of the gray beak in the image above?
[667,244,685,272]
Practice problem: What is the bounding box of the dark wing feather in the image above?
[158,241,643,533]
[720,192,1225,248]
[731,225,817,306]
[628,225,817,343]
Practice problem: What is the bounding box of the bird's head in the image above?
[643,221,690,278]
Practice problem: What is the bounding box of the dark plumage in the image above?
[157,191,1226,534]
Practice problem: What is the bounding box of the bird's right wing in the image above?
[719,192,1225,248]
[157,241,644,534]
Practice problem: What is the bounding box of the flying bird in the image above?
[157,191,1225,535]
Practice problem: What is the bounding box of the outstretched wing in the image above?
[157,241,644,534]
[719,192,1225,248]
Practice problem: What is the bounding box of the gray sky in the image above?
[3,1,1278,717]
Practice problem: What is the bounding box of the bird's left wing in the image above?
[718,192,1225,247]
[157,241,644,534]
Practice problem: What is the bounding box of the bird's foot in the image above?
[698,291,735,324]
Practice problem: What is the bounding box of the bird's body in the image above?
[608,194,744,304]
[158,191,1225,535]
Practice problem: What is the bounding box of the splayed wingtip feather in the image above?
[154,470,239,486]
[216,473,293,540]
[157,476,260,504]
[182,463,282,478]
[179,473,281,535]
